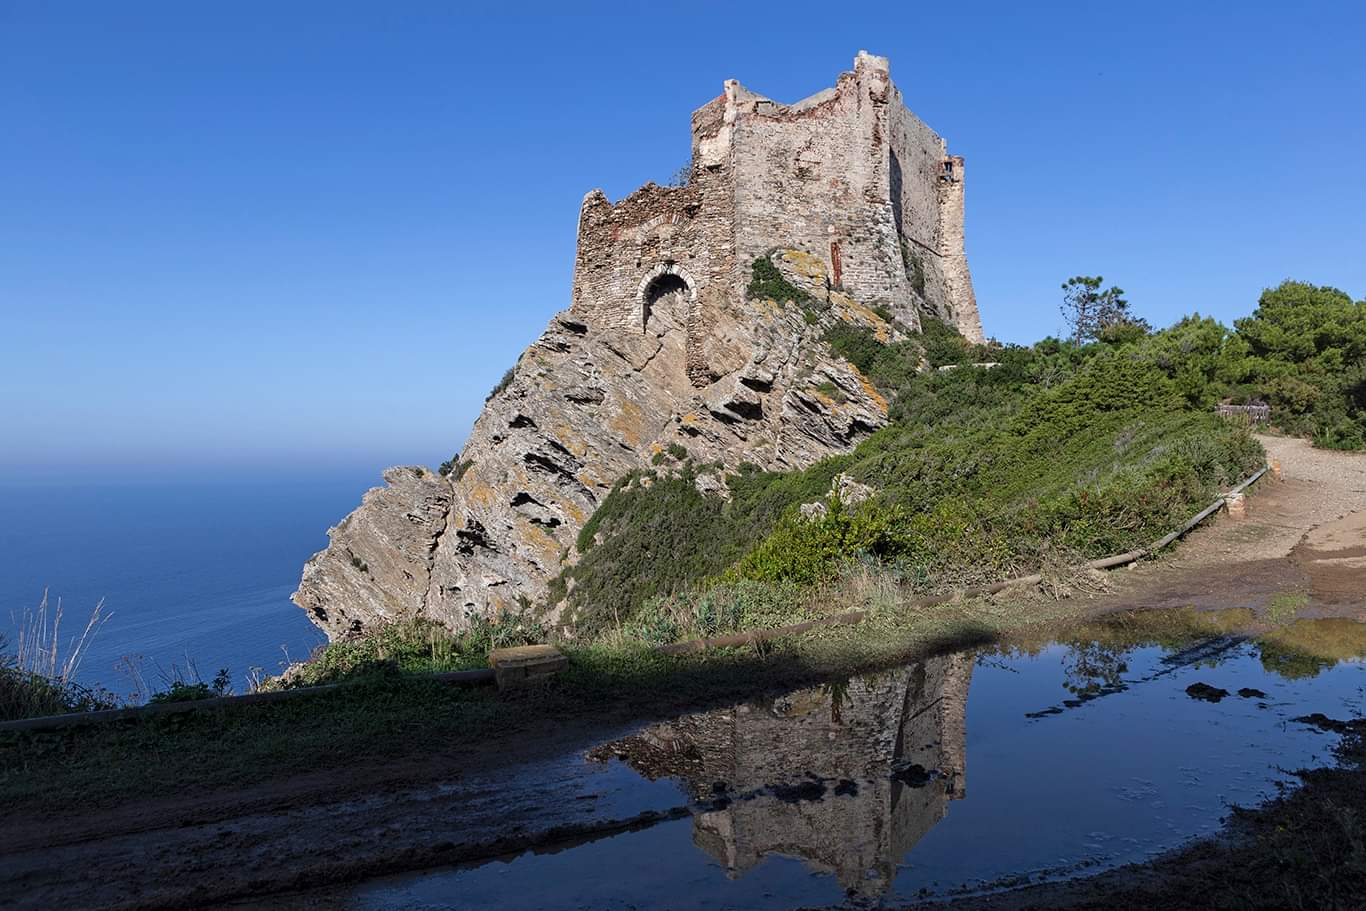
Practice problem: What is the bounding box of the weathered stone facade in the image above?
[574,50,980,349]
[294,53,983,638]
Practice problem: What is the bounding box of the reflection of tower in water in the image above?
[588,654,973,898]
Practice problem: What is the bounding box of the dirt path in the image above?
[3,436,1362,911]
[1086,435,1366,618]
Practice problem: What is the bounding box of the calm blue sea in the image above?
[0,474,379,697]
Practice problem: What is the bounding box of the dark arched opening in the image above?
[642,272,689,330]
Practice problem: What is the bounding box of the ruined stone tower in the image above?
[572,50,981,356]
[295,54,984,638]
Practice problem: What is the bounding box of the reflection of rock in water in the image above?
[588,655,973,898]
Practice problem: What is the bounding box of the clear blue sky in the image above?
[4,1,1363,479]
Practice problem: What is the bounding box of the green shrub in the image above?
[821,324,924,392]
[486,367,516,403]
[554,467,742,636]
[283,615,545,688]
[919,315,974,367]
[746,255,816,307]
[0,666,118,721]
[438,457,473,480]
[627,597,682,646]
[822,324,885,373]
[814,380,847,403]
[148,668,231,704]
[1315,414,1366,451]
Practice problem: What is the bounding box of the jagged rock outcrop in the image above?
[297,252,899,637]
[295,53,982,638]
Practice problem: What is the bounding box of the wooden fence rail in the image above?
[1216,403,1270,422]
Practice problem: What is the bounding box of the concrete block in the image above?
[488,644,568,688]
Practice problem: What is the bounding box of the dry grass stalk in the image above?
[1036,550,1112,601]
[12,589,110,684]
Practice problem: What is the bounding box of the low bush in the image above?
[0,663,118,721]
[746,255,816,308]
[554,467,743,637]
[279,614,546,688]
[486,367,516,403]
[148,668,231,704]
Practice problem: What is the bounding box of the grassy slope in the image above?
[552,323,1264,636]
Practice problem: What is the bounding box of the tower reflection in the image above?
[590,654,973,898]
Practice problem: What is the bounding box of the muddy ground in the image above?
[2,435,1363,910]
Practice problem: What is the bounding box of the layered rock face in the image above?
[296,252,900,637]
[294,52,982,638]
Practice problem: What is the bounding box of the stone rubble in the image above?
[799,473,877,521]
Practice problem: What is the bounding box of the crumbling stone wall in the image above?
[296,53,985,637]
[570,51,982,348]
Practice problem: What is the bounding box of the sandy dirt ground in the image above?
[2,436,1362,911]
[1084,434,1366,620]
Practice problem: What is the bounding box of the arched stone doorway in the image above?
[642,273,689,330]
[634,263,697,333]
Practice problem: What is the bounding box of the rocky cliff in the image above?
[296,252,906,637]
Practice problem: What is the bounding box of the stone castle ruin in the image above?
[295,53,984,638]
[574,49,980,357]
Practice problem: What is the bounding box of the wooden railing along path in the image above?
[1217,403,1270,423]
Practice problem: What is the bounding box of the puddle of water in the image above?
[334,618,1366,910]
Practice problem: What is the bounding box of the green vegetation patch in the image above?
[554,468,742,638]
[746,255,816,308]
[0,665,116,722]
[276,616,546,689]
[553,315,1267,637]
[820,323,923,391]
[734,353,1261,588]
[486,367,516,403]
[813,380,847,404]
